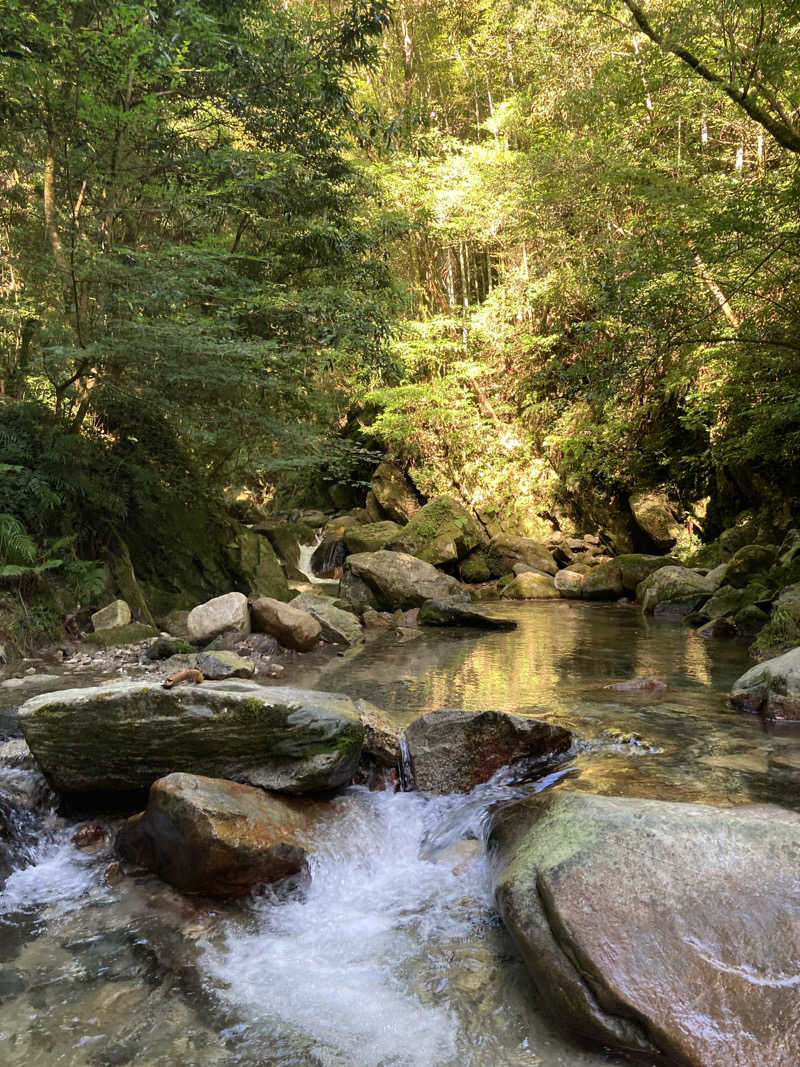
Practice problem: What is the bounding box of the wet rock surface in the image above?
[418,597,517,630]
[730,646,800,720]
[490,790,800,1067]
[117,772,324,897]
[403,709,571,794]
[19,681,364,793]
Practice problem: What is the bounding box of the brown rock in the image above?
[250,597,322,652]
[116,772,324,897]
[72,822,112,852]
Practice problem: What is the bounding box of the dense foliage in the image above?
[2,0,799,642]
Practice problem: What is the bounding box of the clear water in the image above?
[1,601,798,1066]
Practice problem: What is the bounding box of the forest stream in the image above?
[1,602,798,1067]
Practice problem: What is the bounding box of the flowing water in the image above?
[1,602,798,1066]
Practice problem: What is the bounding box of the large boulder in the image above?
[579,559,624,600]
[637,566,714,615]
[501,573,559,599]
[369,462,421,525]
[489,790,800,1066]
[259,520,316,581]
[187,592,250,644]
[340,551,463,612]
[730,647,800,721]
[389,496,484,566]
[628,489,683,550]
[116,772,324,898]
[288,593,363,645]
[227,528,291,600]
[725,543,779,589]
[617,554,679,593]
[489,535,557,576]
[91,599,131,631]
[402,709,570,794]
[343,521,403,555]
[250,596,321,652]
[418,597,517,630]
[553,568,584,598]
[19,681,364,793]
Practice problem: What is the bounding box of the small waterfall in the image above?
[295,531,328,584]
[398,730,415,791]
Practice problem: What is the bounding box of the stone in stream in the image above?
[553,568,584,598]
[18,681,365,793]
[730,646,800,721]
[489,790,800,1067]
[402,709,571,794]
[288,592,363,645]
[343,520,403,555]
[418,597,517,630]
[116,772,324,897]
[500,572,559,599]
[369,461,421,525]
[388,495,485,566]
[637,565,715,615]
[489,534,557,576]
[340,551,464,612]
[250,596,321,652]
[186,592,250,644]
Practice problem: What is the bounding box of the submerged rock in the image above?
[340,551,463,611]
[402,709,570,794]
[730,646,800,720]
[19,681,364,793]
[117,772,323,897]
[418,597,517,630]
[187,593,250,644]
[489,790,800,1066]
[250,596,321,652]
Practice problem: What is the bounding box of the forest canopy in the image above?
[1,0,799,634]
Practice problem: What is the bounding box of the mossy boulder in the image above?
[751,598,800,659]
[637,567,714,615]
[418,597,517,630]
[617,554,680,594]
[698,585,747,622]
[85,623,158,646]
[458,549,492,584]
[732,604,770,637]
[731,647,800,720]
[628,489,683,550]
[580,560,624,601]
[340,551,464,611]
[343,521,403,555]
[489,535,557,576]
[369,462,421,525]
[726,544,779,589]
[489,790,800,1065]
[501,573,559,599]
[389,495,484,566]
[227,528,291,601]
[19,681,365,793]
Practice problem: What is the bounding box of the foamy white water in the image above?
[0,830,107,917]
[296,532,329,584]
[202,786,506,1067]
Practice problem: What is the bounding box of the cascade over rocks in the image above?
[369,462,421,525]
[402,709,570,793]
[340,551,464,611]
[116,772,324,898]
[389,495,484,565]
[187,592,250,644]
[19,681,364,793]
[489,790,800,1067]
[730,646,800,720]
[250,596,321,652]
